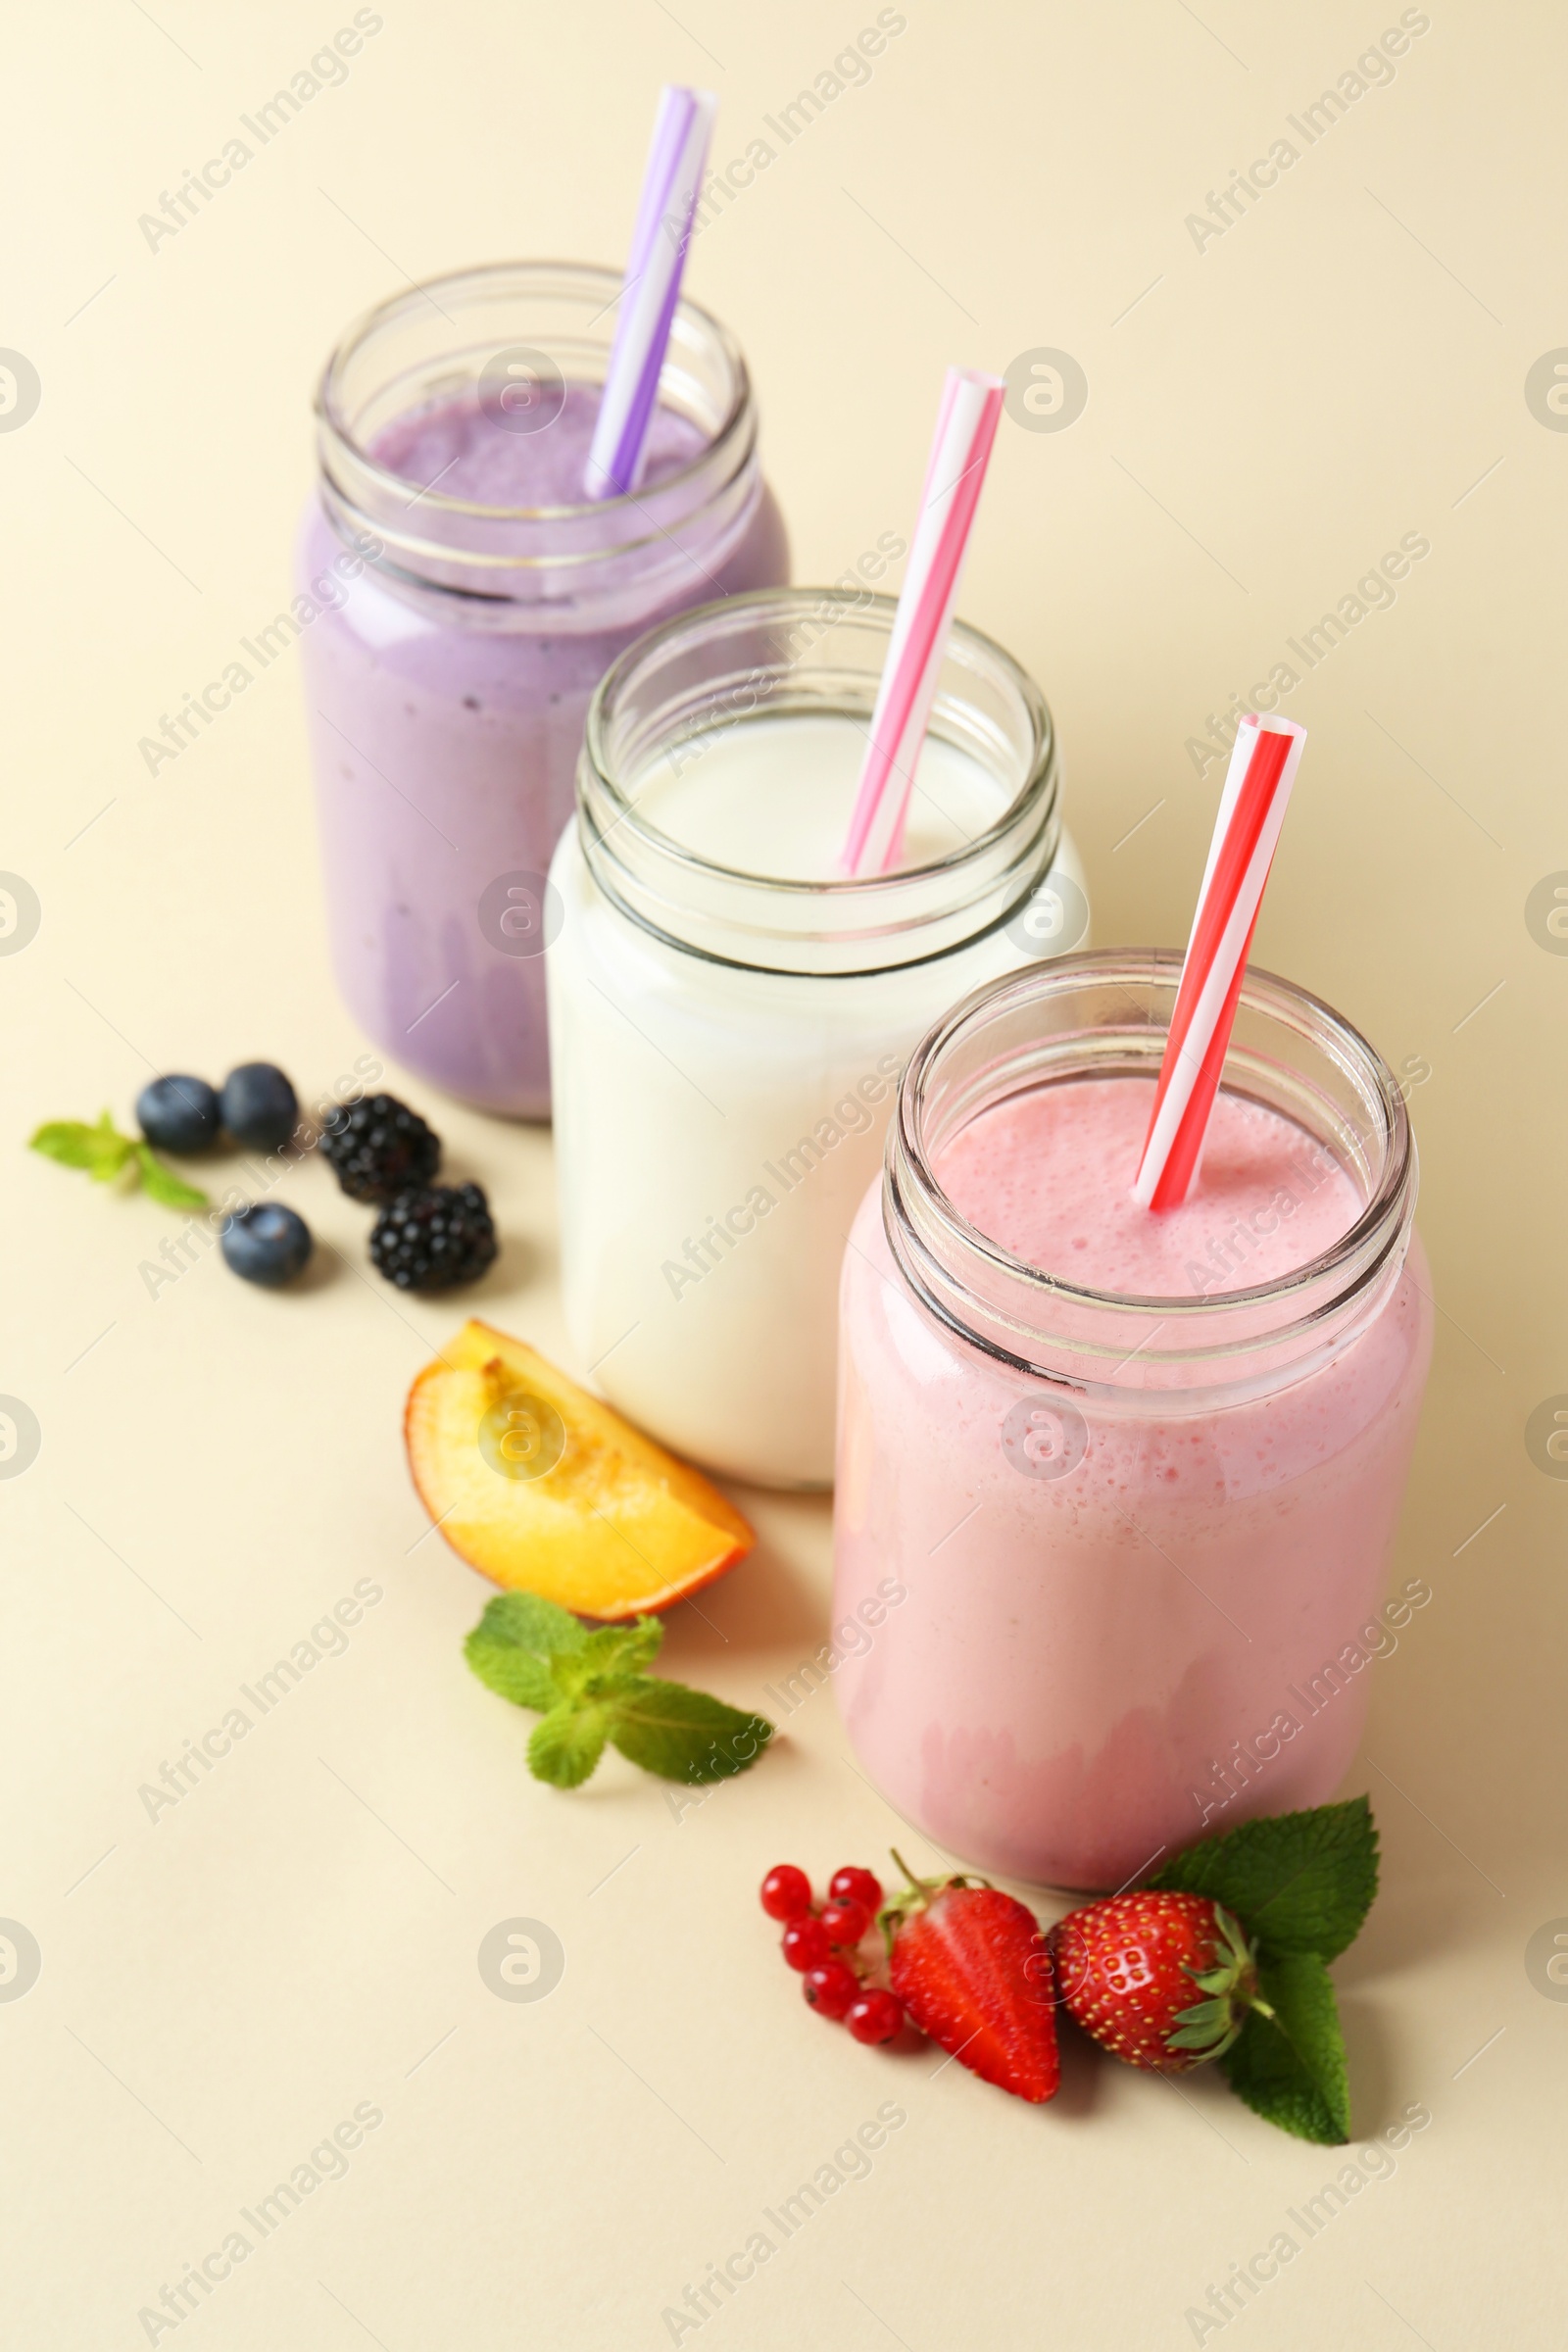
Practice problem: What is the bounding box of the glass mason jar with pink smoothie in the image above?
[834,953,1433,1889]
[297,262,788,1116]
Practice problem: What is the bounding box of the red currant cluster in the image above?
[760,1863,906,2044]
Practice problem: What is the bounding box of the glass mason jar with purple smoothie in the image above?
[296,262,789,1116]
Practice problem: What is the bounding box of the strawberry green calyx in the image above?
[876,1848,990,1956]
[1166,1902,1274,2063]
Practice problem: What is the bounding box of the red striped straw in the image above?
[585,85,716,501]
[1132,714,1308,1211]
[839,367,1005,875]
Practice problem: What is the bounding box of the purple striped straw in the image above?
[585,84,717,501]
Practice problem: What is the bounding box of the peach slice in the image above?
[404,1320,754,1620]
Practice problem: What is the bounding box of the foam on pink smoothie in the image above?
[934,1075,1362,1298]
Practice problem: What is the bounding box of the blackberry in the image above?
[320,1092,441,1202]
[369,1183,497,1292]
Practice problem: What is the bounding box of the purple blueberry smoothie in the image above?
[298,263,789,1117]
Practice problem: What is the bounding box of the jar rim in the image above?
[314,256,754,525]
[580,584,1057,906]
[886,951,1417,1381]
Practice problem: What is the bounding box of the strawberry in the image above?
[1050,1890,1266,2071]
[879,1851,1058,2104]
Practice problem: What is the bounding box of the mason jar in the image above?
[297,261,789,1117]
[834,953,1434,1888]
[546,587,1089,1490]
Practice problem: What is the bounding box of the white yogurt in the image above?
[546,592,1085,1489]
[630,710,1010,879]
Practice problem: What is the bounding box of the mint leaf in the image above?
[465,1591,587,1712]
[580,1616,663,1679]
[466,1634,558,1713]
[607,1679,773,1785]
[528,1702,610,1788]
[469,1590,589,1658]
[85,1109,138,1181]
[134,1144,208,1209]
[550,1615,664,1701]
[1219,1951,1350,2143]
[1147,1797,1378,1961]
[29,1120,103,1169]
[31,1114,136,1181]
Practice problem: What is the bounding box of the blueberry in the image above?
[220,1062,299,1151]
[136,1075,220,1154]
[220,1201,313,1288]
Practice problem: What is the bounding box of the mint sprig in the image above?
[465,1592,773,1791]
[30,1112,208,1210]
[1142,1796,1378,2144]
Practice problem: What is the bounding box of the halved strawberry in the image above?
[880,1852,1058,2104]
[1050,1890,1267,2071]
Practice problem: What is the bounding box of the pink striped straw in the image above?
[839,367,1005,875]
[1132,714,1308,1212]
[584,84,716,501]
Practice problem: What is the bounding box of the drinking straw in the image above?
[838,366,1006,875]
[584,84,717,501]
[1132,714,1307,1211]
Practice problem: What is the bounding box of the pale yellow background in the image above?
[3,3,1563,2346]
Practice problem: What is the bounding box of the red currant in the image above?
[828,1866,883,1915]
[803,1959,859,2020]
[781,1916,832,1973]
[846,1988,904,2045]
[819,1896,870,1947]
[760,1865,813,1923]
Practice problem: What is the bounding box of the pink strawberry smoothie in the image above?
[833,1074,1433,1889]
[937,1078,1363,1295]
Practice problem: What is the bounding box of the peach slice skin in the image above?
[404,1319,755,1620]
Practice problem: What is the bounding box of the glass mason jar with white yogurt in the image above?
[546,586,1087,1489]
